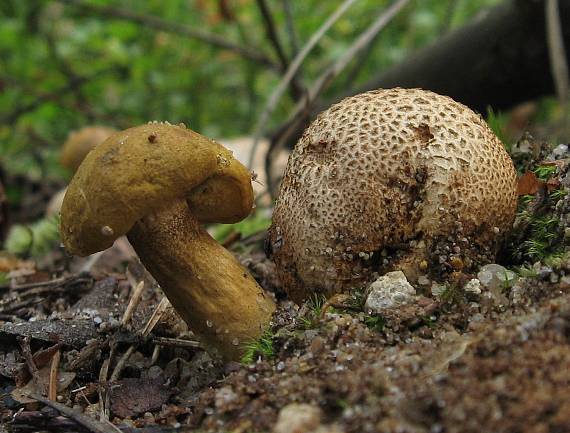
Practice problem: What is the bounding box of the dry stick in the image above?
[140,296,171,337]
[11,276,68,291]
[256,0,304,99]
[296,0,411,120]
[48,349,61,401]
[256,0,290,71]
[56,0,276,69]
[18,337,42,389]
[111,293,171,381]
[29,394,114,433]
[109,345,136,382]
[264,0,410,193]
[152,336,203,350]
[98,354,111,421]
[546,0,569,106]
[247,0,359,169]
[150,345,161,366]
[282,0,300,57]
[120,281,145,327]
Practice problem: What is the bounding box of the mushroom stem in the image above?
[127,199,276,360]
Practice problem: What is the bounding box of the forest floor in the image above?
[1,135,569,433]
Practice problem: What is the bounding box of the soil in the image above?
[0,139,569,433]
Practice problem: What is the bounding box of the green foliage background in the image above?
[1,0,500,179]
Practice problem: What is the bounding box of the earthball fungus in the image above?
[60,122,275,360]
[268,88,517,303]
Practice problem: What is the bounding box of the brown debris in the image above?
[110,378,172,418]
[517,170,545,195]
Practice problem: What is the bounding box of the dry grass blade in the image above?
[121,280,145,327]
[546,0,569,105]
[141,296,171,337]
[152,336,203,349]
[248,0,358,169]
[48,349,61,401]
[299,0,410,115]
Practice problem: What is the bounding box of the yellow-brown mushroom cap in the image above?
[269,88,518,302]
[60,123,254,256]
[60,126,116,173]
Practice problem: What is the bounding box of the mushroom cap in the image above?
[60,126,116,173]
[268,88,517,302]
[61,123,254,256]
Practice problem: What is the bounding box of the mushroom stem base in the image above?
[127,199,275,360]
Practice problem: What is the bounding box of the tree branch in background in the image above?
[546,0,569,106]
[282,0,300,57]
[55,0,278,69]
[256,0,289,71]
[247,0,359,169]
[268,0,570,185]
[255,0,304,98]
[340,0,570,114]
[264,0,411,195]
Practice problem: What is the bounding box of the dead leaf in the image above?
[11,365,75,404]
[517,171,545,196]
[110,377,172,418]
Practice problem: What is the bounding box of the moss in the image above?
[4,215,60,258]
[363,314,385,332]
[533,164,558,181]
[240,329,276,364]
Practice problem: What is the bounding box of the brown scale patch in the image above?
[412,124,434,145]
[269,88,518,303]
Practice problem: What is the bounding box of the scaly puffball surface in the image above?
[269,88,517,303]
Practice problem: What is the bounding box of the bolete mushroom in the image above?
[268,88,517,303]
[60,122,275,360]
[60,126,116,173]
[47,126,116,217]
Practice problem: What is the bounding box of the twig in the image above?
[140,296,171,337]
[151,336,203,350]
[48,349,61,401]
[300,0,411,113]
[98,353,111,421]
[109,345,136,382]
[256,0,289,70]
[18,336,42,388]
[11,276,68,291]
[264,0,410,192]
[113,294,172,381]
[282,0,300,57]
[56,0,276,69]
[256,0,303,99]
[28,393,114,433]
[120,281,145,327]
[247,0,358,169]
[546,0,569,106]
[150,345,161,365]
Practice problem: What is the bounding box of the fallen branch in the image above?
[29,393,117,433]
